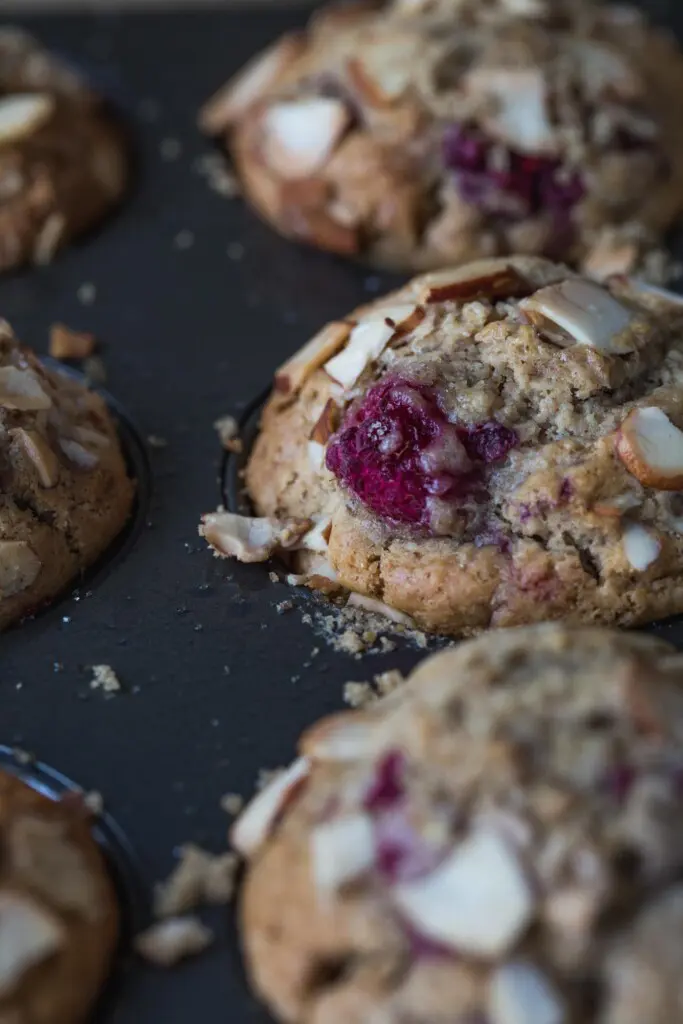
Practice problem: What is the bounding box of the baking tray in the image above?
[1,2,683,1023]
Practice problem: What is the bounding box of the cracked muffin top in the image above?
[200,0,683,275]
[0,320,134,629]
[201,255,683,637]
[0,771,119,1024]
[234,623,683,1024]
[0,28,128,271]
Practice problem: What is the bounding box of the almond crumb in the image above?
[213,415,239,448]
[154,843,239,917]
[135,917,213,967]
[220,793,244,816]
[90,665,121,693]
[49,324,96,361]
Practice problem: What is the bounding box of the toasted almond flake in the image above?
[11,428,58,487]
[616,407,683,490]
[311,813,375,894]
[275,321,351,396]
[298,516,332,554]
[231,757,310,857]
[59,438,99,470]
[622,522,661,571]
[286,558,339,592]
[310,398,340,444]
[300,712,376,762]
[0,93,54,146]
[627,278,683,308]
[48,323,96,361]
[324,318,395,390]
[308,440,325,471]
[261,98,350,180]
[199,511,311,563]
[418,261,533,305]
[489,962,565,1024]
[0,892,64,997]
[466,68,555,155]
[135,917,213,967]
[582,234,638,281]
[199,33,304,133]
[0,366,51,411]
[69,425,111,450]
[520,279,637,353]
[346,35,421,106]
[394,831,534,957]
[0,541,41,597]
[347,592,416,628]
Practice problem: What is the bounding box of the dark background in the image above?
[1,2,682,1022]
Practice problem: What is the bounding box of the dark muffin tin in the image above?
[1,2,683,1022]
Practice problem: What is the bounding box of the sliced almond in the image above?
[297,516,332,554]
[261,97,351,180]
[0,541,41,597]
[0,891,64,997]
[393,831,535,957]
[418,262,533,305]
[324,317,395,390]
[347,592,416,628]
[135,916,213,967]
[627,278,683,309]
[199,33,304,134]
[311,813,375,894]
[308,440,325,471]
[310,398,340,444]
[520,279,637,353]
[199,511,311,563]
[0,366,51,411]
[582,233,638,282]
[231,757,310,857]
[346,33,422,107]
[69,425,111,450]
[9,815,100,920]
[465,68,556,155]
[617,407,683,490]
[287,557,339,593]
[0,93,54,147]
[275,321,351,396]
[48,323,96,361]
[489,962,565,1024]
[11,428,58,487]
[300,713,376,762]
[570,39,642,102]
[58,438,99,470]
[622,522,661,571]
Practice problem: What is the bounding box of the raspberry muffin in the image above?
[0,29,128,271]
[0,771,119,1024]
[233,623,683,1024]
[201,255,683,636]
[0,320,135,629]
[200,0,683,275]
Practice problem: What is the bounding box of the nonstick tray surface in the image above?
[2,3,683,1023]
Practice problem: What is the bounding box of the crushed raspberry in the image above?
[442,124,585,224]
[374,806,443,883]
[363,750,405,812]
[326,378,517,529]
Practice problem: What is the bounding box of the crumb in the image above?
[379,636,397,653]
[77,282,96,306]
[301,613,312,626]
[310,647,320,657]
[90,664,121,693]
[49,323,96,360]
[194,153,241,198]
[268,571,279,584]
[338,629,365,655]
[83,355,106,385]
[375,669,404,695]
[12,747,34,766]
[160,137,182,161]
[213,414,238,448]
[154,843,239,917]
[84,790,104,816]
[174,229,195,251]
[227,241,245,261]
[343,681,376,708]
[135,917,213,967]
[220,793,244,816]
[276,600,294,615]
[147,435,168,449]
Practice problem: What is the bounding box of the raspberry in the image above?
[326,377,517,530]
[442,124,585,224]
